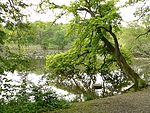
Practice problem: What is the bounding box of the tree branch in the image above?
[50,11,67,27]
[97,25,120,56]
[136,29,150,39]
[77,7,95,17]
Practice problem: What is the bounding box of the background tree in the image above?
[126,0,149,36]
[0,0,31,74]
[9,21,73,50]
[119,25,150,58]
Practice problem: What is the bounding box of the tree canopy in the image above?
[41,0,148,98]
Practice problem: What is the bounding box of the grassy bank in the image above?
[49,87,150,113]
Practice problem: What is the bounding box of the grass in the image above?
[49,87,150,113]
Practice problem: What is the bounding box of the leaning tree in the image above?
[41,0,147,94]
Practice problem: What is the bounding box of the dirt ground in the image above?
[50,87,150,113]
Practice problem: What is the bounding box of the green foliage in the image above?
[44,0,136,98]
[8,21,74,50]
[0,0,28,26]
[0,0,32,74]
[0,30,6,45]
[0,46,31,74]
[46,43,130,98]
[0,73,70,113]
[46,48,97,96]
[119,26,150,57]
[126,0,149,25]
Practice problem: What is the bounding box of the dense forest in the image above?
[0,0,149,112]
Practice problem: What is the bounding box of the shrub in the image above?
[0,73,70,113]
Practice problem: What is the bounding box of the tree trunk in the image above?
[116,50,146,90]
[98,29,147,91]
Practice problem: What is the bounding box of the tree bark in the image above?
[97,28,147,91]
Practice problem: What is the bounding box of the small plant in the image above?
[0,72,70,113]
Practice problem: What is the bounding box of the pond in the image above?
[1,57,150,102]
[0,71,76,101]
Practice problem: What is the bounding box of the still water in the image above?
[1,57,149,102]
